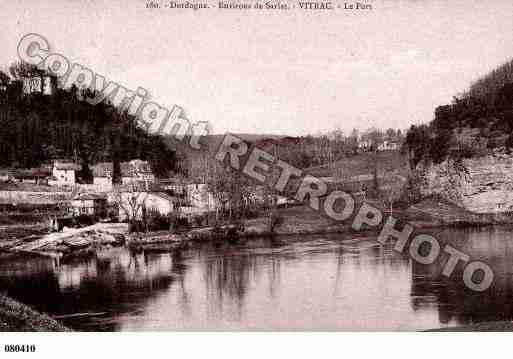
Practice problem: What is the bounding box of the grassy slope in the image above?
[0,295,69,332]
[241,197,494,239]
[304,150,410,178]
[403,196,495,225]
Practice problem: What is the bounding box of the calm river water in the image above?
[2,227,513,331]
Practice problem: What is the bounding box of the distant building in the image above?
[92,160,155,191]
[69,193,108,217]
[157,178,187,195]
[358,139,372,151]
[0,169,9,182]
[51,160,80,186]
[377,141,399,151]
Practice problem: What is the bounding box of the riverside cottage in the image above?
[116,191,175,221]
[69,193,108,217]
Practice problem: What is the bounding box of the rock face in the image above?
[421,153,513,213]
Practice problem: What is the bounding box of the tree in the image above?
[366,128,384,151]
[0,61,179,171]
[347,128,359,155]
[0,71,10,88]
[206,163,255,223]
[429,129,453,164]
[113,184,149,232]
[385,128,396,140]
[382,171,404,214]
[506,133,513,154]
[403,124,431,169]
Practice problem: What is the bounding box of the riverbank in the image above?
[0,295,69,332]
[240,197,503,237]
[126,197,508,244]
[0,196,506,256]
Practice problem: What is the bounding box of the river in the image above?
[1,226,513,331]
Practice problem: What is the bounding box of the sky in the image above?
[2,0,513,135]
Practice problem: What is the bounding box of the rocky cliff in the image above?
[420,153,513,213]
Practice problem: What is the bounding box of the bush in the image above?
[192,214,206,227]
[506,133,513,153]
[75,214,96,227]
[147,212,171,231]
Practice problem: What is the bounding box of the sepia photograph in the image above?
[1,0,513,351]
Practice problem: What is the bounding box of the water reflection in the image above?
[1,228,513,330]
[0,249,179,331]
[410,227,513,327]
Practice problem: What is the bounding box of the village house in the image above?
[115,191,175,221]
[0,171,8,182]
[50,160,80,186]
[0,169,12,182]
[358,139,372,152]
[377,140,399,151]
[92,160,155,191]
[247,186,296,207]
[69,193,108,217]
[12,168,52,185]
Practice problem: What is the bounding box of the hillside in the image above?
[0,66,177,179]
[405,58,513,168]
[305,150,409,178]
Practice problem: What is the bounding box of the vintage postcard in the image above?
[1,0,513,346]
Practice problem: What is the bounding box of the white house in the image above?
[51,160,80,186]
[358,139,372,151]
[0,169,9,182]
[69,193,108,217]
[115,191,175,221]
[377,141,399,151]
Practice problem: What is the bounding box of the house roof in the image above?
[55,163,80,171]
[53,160,80,171]
[12,168,52,179]
[150,192,176,202]
[92,160,153,178]
[115,181,160,192]
[72,193,107,201]
[116,190,175,202]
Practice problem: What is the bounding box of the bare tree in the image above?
[382,171,403,214]
[113,184,149,232]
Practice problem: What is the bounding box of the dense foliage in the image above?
[404,58,513,168]
[0,63,177,179]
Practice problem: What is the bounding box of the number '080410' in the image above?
[4,345,36,353]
